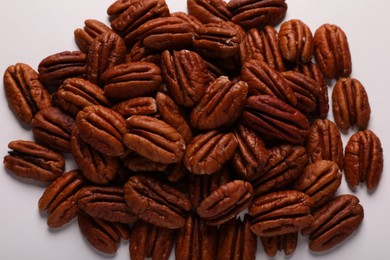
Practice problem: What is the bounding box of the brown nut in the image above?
[31,107,76,153]
[305,119,344,170]
[74,19,113,53]
[3,63,52,126]
[123,175,192,229]
[242,95,309,144]
[111,96,157,118]
[187,0,232,24]
[278,19,314,64]
[184,130,238,175]
[4,140,65,182]
[102,61,162,100]
[332,77,371,132]
[249,190,313,237]
[313,23,352,79]
[175,215,218,260]
[217,215,257,260]
[302,194,364,252]
[190,76,248,130]
[197,180,253,225]
[130,220,175,260]
[121,151,168,173]
[344,129,383,191]
[228,0,287,29]
[294,160,342,209]
[76,105,127,157]
[160,49,209,107]
[260,232,298,257]
[124,115,186,164]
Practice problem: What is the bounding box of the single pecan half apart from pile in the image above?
[332,77,371,132]
[124,175,192,229]
[187,0,232,24]
[302,194,364,252]
[4,140,65,182]
[344,129,383,191]
[260,232,298,257]
[74,19,113,53]
[197,180,253,225]
[3,63,52,126]
[249,190,313,237]
[124,115,186,164]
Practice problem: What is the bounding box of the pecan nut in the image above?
[76,105,127,157]
[4,140,65,182]
[130,220,175,260]
[332,77,371,132]
[184,130,238,175]
[111,96,157,118]
[302,194,364,252]
[3,63,52,125]
[124,115,186,164]
[123,175,192,229]
[187,0,232,24]
[228,0,287,29]
[160,49,209,107]
[305,119,344,170]
[242,95,309,144]
[31,107,76,153]
[190,76,248,130]
[260,232,298,257]
[313,24,352,79]
[121,151,168,173]
[197,180,253,225]
[294,160,342,209]
[249,190,313,237]
[74,19,113,53]
[344,129,383,191]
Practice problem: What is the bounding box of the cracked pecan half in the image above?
[302,194,364,252]
[260,232,298,257]
[124,175,192,229]
[190,76,248,130]
[184,130,238,175]
[344,129,383,191]
[332,77,371,132]
[187,0,232,24]
[3,63,52,126]
[74,19,113,53]
[242,95,309,144]
[314,24,352,79]
[249,190,313,237]
[4,140,65,182]
[124,115,186,164]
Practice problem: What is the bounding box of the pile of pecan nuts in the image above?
[2,0,384,258]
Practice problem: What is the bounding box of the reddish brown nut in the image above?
[121,151,168,173]
[175,215,218,260]
[123,175,192,229]
[217,215,257,260]
[171,11,204,32]
[228,0,287,29]
[332,77,371,132]
[76,105,127,157]
[242,95,309,144]
[130,220,175,260]
[260,232,298,257]
[344,129,383,191]
[241,59,296,105]
[4,140,65,182]
[128,40,162,66]
[3,63,52,126]
[187,0,232,24]
[74,19,113,53]
[86,32,126,86]
[111,97,157,118]
[249,190,313,237]
[305,119,344,170]
[160,49,209,107]
[38,170,85,228]
[184,130,238,175]
[124,115,186,164]
[278,19,313,64]
[251,144,307,196]
[302,194,364,252]
[31,107,76,153]
[197,180,253,225]
[102,61,162,100]
[314,24,352,79]
[54,77,111,116]
[294,160,342,209]
[190,76,248,130]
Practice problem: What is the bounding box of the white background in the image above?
[0,0,389,259]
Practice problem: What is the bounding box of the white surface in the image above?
[0,0,389,259]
